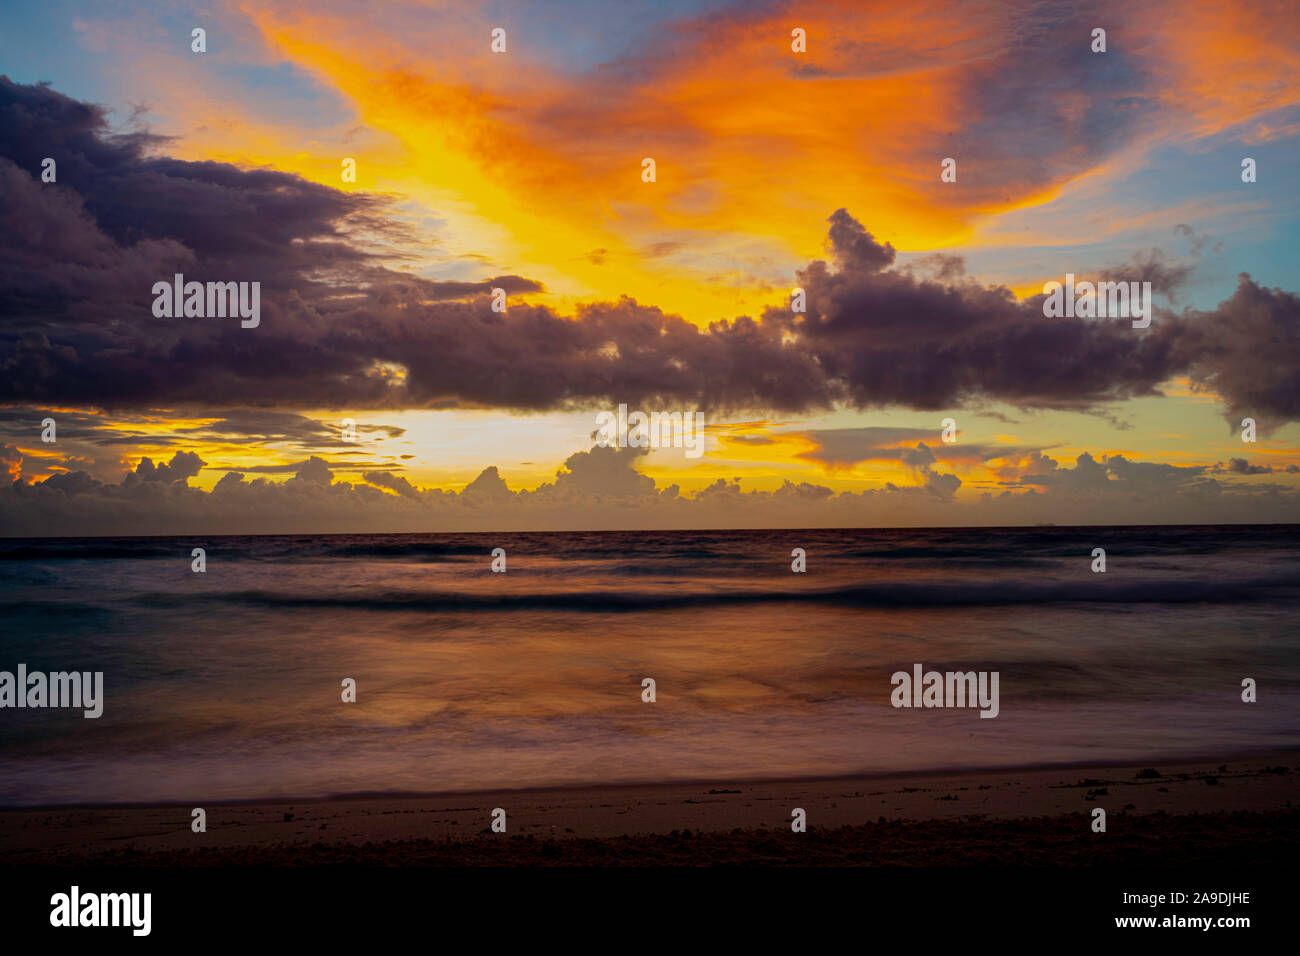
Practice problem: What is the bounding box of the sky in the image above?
[0,0,1298,534]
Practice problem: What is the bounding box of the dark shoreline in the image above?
[32,808,1295,867]
[4,752,1294,867]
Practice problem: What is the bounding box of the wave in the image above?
[0,542,180,561]
[127,573,1300,614]
[5,525,1297,564]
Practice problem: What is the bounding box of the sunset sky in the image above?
[1,0,1298,534]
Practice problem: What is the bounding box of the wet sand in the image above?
[3,751,1295,866]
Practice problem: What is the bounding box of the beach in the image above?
[5,751,1294,866]
[3,527,1297,869]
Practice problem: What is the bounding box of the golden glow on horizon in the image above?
[9,397,1300,497]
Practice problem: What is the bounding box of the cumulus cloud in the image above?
[899,443,937,469]
[2,442,1293,537]
[126,450,205,484]
[552,445,658,498]
[1170,277,1300,434]
[293,456,335,485]
[1,78,1298,427]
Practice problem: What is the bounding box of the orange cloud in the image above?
[1141,0,1300,142]
[235,0,1198,323]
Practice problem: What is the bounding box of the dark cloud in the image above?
[824,208,897,273]
[899,443,937,468]
[1002,450,1219,498]
[1,79,1298,430]
[1105,454,1208,488]
[461,465,512,501]
[175,410,339,444]
[765,211,1185,415]
[174,410,405,448]
[1100,248,1194,299]
[363,471,420,498]
[293,456,334,485]
[1227,458,1273,475]
[1169,276,1300,434]
[0,406,174,448]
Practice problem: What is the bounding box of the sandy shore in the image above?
[3,751,1295,866]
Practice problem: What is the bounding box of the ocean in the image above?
[0,525,1296,807]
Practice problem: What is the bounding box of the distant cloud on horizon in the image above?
[3,440,1296,537]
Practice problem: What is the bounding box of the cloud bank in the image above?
[2,440,1295,537]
